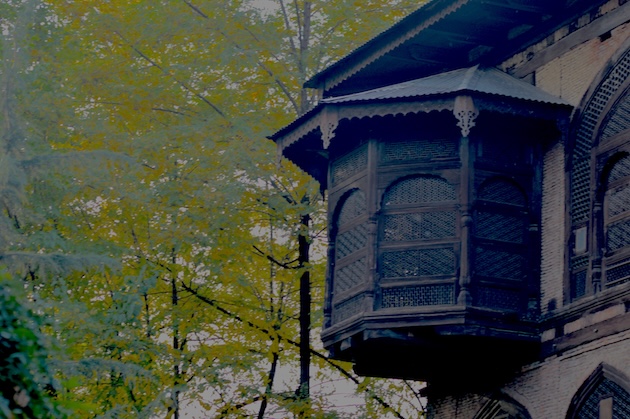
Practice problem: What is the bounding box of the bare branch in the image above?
[252,244,300,269]
[279,0,298,59]
[112,30,229,120]
[181,0,300,114]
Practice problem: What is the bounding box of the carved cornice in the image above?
[276,99,456,153]
[337,98,454,122]
[275,94,570,155]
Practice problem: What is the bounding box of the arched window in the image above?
[330,189,369,324]
[568,46,630,301]
[378,175,458,308]
[602,153,630,289]
[473,178,529,312]
[474,178,528,279]
[473,393,531,419]
[566,364,630,419]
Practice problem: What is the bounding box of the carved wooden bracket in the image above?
[454,95,479,137]
[321,106,339,149]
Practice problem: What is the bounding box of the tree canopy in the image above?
[0,1,427,417]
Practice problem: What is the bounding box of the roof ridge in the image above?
[458,64,481,90]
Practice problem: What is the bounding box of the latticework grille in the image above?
[380,138,458,164]
[383,211,456,242]
[572,158,592,222]
[600,94,630,142]
[380,284,455,308]
[334,257,367,293]
[336,224,368,260]
[607,218,630,252]
[331,145,368,185]
[608,185,630,217]
[337,190,367,225]
[571,270,587,300]
[608,155,630,183]
[475,287,522,312]
[570,254,589,299]
[478,179,526,206]
[575,378,630,419]
[381,248,455,278]
[606,257,630,288]
[332,293,365,324]
[383,176,456,206]
[571,49,630,223]
[476,211,525,243]
[475,247,524,280]
[572,254,589,271]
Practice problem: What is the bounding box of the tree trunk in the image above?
[170,249,180,419]
[297,210,311,417]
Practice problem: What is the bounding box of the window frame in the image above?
[598,142,630,291]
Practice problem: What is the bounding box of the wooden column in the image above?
[592,200,603,294]
[454,96,478,305]
[365,138,379,312]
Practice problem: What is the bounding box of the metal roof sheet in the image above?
[321,66,570,106]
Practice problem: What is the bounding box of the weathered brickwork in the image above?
[536,22,630,107]
[540,142,566,316]
[427,393,486,418]
[428,4,630,418]
[428,329,630,418]
[524,323,630,417]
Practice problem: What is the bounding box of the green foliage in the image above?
[0,275,64,418]
[0,0,429,417]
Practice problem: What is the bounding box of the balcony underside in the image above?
[323,306,539,383]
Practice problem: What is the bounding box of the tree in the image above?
[1,1,428,417]
[0,275,64,418]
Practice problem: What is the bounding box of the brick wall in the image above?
[503,3,630,316]
[535,22,630,107]
[428,4,630,418]
[540,142,566,316]
[428,330,630,418]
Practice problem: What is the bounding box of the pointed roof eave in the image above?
[305,0,470,92]
[272,66,572,150]
[305,0,604,97]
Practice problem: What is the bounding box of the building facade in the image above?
[272,1,630,417]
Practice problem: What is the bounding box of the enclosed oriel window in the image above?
[331,188,369,324]
[272,66,570,380]
[379,175,459,308]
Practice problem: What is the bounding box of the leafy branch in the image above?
[181,282,409,419]
[112,30,228,120]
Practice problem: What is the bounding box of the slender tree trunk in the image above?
[296,3,312,416]
[172,277,180,419]
[259,212,280,419]
[297,210,311,417]
[258,344,279,419]
[170,248,180,419]
[298,2,312,116]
